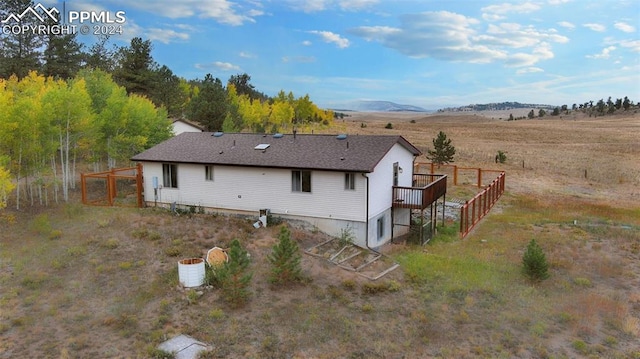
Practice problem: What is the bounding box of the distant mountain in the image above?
[438,102,556,112]
[331,100,431,112]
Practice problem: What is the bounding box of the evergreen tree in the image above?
[187,74,228,131]
[217,239,252,307]
[113,37,156,97]
[85,35,119,72]
[528,109,535,119]
[228,73,266,101]
[426,131,456,165]
[149,65,187,118]
[522,239,550,282]
[0,0,44,78]
[42,14,84,79]
[268,226,303,285]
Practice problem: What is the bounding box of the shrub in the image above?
[495,150,507,163]
[216,239,252,307]
[267,226,303,285]
[338,227,355,247]
[48,229,62,240]
[385,122,393,129]
[523,239,550,282]
[30,214,52,235]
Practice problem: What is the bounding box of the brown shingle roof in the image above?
[131,132,421,172]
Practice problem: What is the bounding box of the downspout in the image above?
[362,173,376,252]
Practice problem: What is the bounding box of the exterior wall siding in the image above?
[141,162,367,226]
[364,143,417,247]
[138,141,416,249]
[172,122,202,135]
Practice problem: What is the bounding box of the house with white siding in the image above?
[172,119,204,135]
[131,132,446,248]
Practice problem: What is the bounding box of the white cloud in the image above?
[482,13,503,21]
[302,40,312,46]
[614,21,636,33]
[286,0,377,12]
[349,25,401,41]
[239,51,255,58]
[505,43,554,67]
[350,11,565,67]
[586,46,617,59]
[290,0,329,13]
[307,30,350,48]
[583,23,606,32]
[339,0,379,11]
[619,39,640,52]
[481,2,541,21]
[146,28,189,44]
[195,61,241,71]
[557,21,575,30]
[516,67,544,74]
[123,0,261,26]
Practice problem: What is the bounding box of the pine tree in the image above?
[426,131,456,165]
[268,226,303,285]
[522,239,550,282]
[0,0,44,78]
[42,14,84,79]
[187,74,228,131]
[217,239,252,307]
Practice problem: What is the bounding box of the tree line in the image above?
[0,0,333,210]
[507,96,636,121]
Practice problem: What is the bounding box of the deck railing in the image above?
[392,174,447,210]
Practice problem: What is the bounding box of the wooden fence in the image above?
[80,164,144,208]
[414,162,503,187]
[459,171,505,238]
[414,162,506,238]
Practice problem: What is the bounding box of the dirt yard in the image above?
[1,111,639,358]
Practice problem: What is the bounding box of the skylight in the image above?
[254,144,270,150]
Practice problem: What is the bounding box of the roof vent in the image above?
[336,134,347,140]
[254,144,270,150]
[273,133,284,139]
[212,132,224,137]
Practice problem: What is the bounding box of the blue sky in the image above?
[49,0,640,109]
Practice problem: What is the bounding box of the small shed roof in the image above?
[131,132,421,173]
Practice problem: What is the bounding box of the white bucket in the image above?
[178,258,205,287]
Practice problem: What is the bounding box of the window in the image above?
[162,164,178,188]
[377,216,385,240]
[205,165,214,181]
[345,173,355,190]
[292,170,311,192]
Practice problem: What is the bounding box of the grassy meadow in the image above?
[1,112,639,358]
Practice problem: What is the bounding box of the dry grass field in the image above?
[1,111,639,358]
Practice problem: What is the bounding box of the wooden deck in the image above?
[392,174,447,210]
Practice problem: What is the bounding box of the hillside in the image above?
[331,100,430,113]
[438,101,556,112]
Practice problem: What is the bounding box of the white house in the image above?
[131,132,446,248]
[172,119,204,135]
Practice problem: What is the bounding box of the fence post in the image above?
[136,163,144,208]
[81,173,87,205]
[453,165,458,186]
[477,168,482,188]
